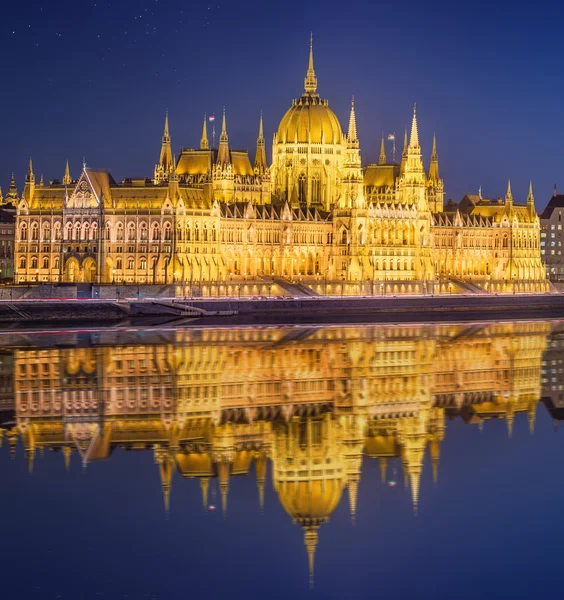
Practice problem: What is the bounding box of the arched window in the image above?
[298,174,306,204]
[194,224,199,241]
[164,224,172,241]
[42,223,51,241]
[127,224,136,241]
[31,256,38,269]
[19,257,26,269]
[54,258,60,269]
[20,224,27,241]
[503,235,508,249]
[212,225,216,242]
[31,224,39,241]
[341,229,347,245]
[116,258,123,270]
[152,225,160,241]
[42,257,49,269]
[140,224,147,240]
[140,257,147,270]
[91,223,98,241]
[203,224,208,242]
[186,224,191,241]
[128,257,135,270]
[116,223,124,241]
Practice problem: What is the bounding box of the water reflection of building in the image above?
[0,322,553,584]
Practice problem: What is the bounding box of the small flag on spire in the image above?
[208,114,215,123]
[387,133,395,141]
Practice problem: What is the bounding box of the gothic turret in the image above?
[428,134,439,181]
[304,33,318,94]
[527,180,535,217]
[347,97,358,148]
[505,179,513,211]
[154,111,173,184]
[63,160,72,185]
[400,128,408,175]
[217,108,230,166]
[200,114,209,150]
[5,173,19,206]
[254,112,268,174]
[25,157,35,203]
[379,134,386,165]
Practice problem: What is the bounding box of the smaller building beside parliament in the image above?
[11,39,547,294]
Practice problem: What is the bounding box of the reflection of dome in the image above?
[277,96,343,145]
[278,478,344,524]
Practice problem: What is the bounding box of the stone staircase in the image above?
[271,277,320,297]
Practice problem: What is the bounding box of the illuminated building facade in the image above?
[13,40,547,293]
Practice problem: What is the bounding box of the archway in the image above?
[82,258,97,283]
[65,257,80,283]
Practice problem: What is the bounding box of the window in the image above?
[116,258,123,270]
[42,257,49,269]
[128,258,135,270]
[140,258,147,270]
[19,257,26,269]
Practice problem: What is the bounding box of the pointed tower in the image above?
[379,133,386,165]
[217,107,230,166]
[430,439,440,485]
[217,459,230,517]
[347,97,359,148]
[200,113,209,150]
[255,452,267,511]
[379,457,387,484]
[5,173,18,206]
[154,111,173,184]
[254,112,268,175]
[154,445,175,515]
[200,477,209,510]
[428,134,439,181]
[304,526,319,589]
[25,157,35,203]
[63,160,72,185]
[400,128,408,174]
[304,32,318,94]
[527,180,535,217]
[347,479,359,525]
[427,134,444,212]
[63,446,72,471]
[505,179,513,211]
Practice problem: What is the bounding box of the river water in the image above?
[1,320,563,599]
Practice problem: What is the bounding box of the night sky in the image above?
[2,0,563,209]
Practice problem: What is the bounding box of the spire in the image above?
[347,97,358,145]
[409,469,421,516]
[348,478,359,525]
[26,447,35,474]
[379,457,387,484]
[254,112,268,175]
[26,157,35,183]
[217,107,230,165]
[63,160,72,185]
[200,113,209,150]
[379,133,387,165]
[506,409,514,438]
[200,477,209,510]
[155,446,174,515]
[303,33,318,94]
[400,129,408,174]
[527,180,535,215]
[409,104,419,148]
[554,184,558,197]
[255,453,267,511]
[505,179,513,208]
[158,110,173,177]
[39,175,44,187]
[63,446,72,471]
[528,403,536,435]
[430,439,440,485]
[304,526,319,589]
[7,429,18,459]
[218,459,230,517]
[428,134,439,180]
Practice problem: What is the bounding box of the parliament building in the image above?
[13,39,547,294]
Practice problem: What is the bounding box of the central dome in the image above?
[276,36,343,145]
[277,95,343,145]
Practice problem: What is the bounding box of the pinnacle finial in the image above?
[304,527,319,589]
[304,32,318,94]
[429,133,440,180]
[259,110,264,139]
[63,160,72,185]
[506,179,513,205]
[379,133,387,165]
[27,157,34,182]
[409,104,419,148]
[200,113,209,150]
[528,180,534,201]
[347,96,358,145]
[164,109,169,138]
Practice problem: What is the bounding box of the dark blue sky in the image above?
[2,0,563,208]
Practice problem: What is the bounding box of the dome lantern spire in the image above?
[304,33,318,94]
